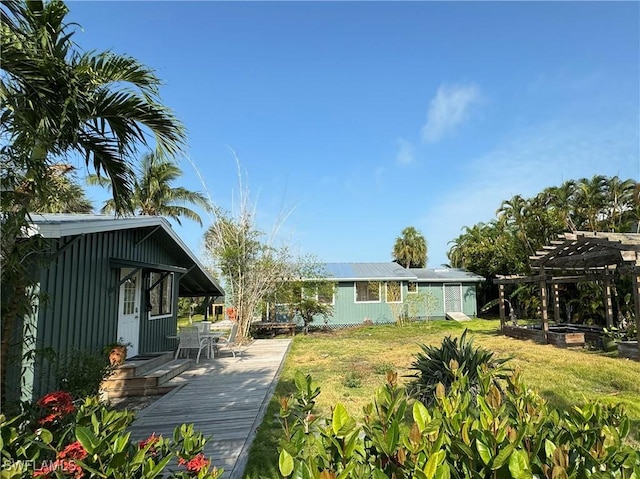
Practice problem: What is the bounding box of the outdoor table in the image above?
[200,331,226,358]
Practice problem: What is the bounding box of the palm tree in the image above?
[1,0,185,211]
[88,153,211,226]
[392,226,427,268]
[30,164,93,213]
[1,0,185,405]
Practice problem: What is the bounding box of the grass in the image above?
[243,319,640,478]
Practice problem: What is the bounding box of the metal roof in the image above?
[322,263,484,282]
[28,214,224,298]
[410,268,485,283]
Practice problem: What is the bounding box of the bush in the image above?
[52,349,115,399]
[408,329,511,404]
[277,369,639,479]
[0,392,223,478]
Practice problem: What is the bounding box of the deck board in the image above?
[128,339,292,479]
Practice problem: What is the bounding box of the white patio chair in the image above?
[215,322,241,358]
[175,326,210,364]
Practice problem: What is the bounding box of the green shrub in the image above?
[52,349,115,399]
[277,370,639,479]
[0,392,222,478]
[408,328,511,404]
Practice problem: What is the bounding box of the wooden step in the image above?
[102,359,191,398]
[110,352,175,379]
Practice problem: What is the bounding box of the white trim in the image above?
[385,281,403,303]
[354,281,382,303]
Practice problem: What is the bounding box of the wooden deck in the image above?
[128,339,292,479]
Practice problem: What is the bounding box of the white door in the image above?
[117,269,141,358]
[444,283,462,313]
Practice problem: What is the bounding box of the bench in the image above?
[251,322,296,338]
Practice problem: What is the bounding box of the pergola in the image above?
[494,231,640,358]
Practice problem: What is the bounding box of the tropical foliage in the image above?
[88,152,210,225]
[0,0,185,407]
[1,393,222,478]
[393,226,428,268]
[277,369,639,479]
[447,175,638,319]
[408,329,511,405]
[29,165,93,214]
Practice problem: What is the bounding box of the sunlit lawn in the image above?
[244,319,640,478]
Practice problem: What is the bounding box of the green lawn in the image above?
[243,319,640,478]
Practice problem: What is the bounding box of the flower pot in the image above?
[617,341,639,360]
[603,338,618,352]
[108,345,127,365]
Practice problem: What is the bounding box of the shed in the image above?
[12,214,223,401]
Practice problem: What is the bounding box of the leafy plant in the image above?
[0,393,222,478]
[407,329,511,405]
[342,371,363,389]
[276,369,640,479]
[52,349,116,399]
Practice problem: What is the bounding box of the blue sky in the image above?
[68,1,639,267]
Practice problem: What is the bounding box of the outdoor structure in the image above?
[277,262,485,327]
[495,231,640,358]
[10,214,224,401]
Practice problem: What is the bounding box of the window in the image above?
[148,272,173,318]
[302,283,335,305]
[386,281,402,303]
[355,281,381,302]
[407,282,418,293]
[317,283,335,305]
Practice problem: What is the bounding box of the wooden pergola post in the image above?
[603,276,614,328]
[498,284,506,331]
[553,283,561,324]
[539,278,549,343]
[632,270,640,359]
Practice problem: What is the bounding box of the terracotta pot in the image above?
[108,345,127,365]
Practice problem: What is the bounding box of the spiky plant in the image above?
[408,329,511,405]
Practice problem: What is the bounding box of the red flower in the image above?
[37,391,76,424]
[33,459,84,478]
[57,441,87,460]
[138,433,161,456]
[178,453,209,473]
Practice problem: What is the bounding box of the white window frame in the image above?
[354,281,381,303]
[303,283,335,305]
[385,281,403,303]
[148,272,174,320]
[407,281,418,294]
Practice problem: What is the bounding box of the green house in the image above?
[9,214,223,401]
[304,262,485,326]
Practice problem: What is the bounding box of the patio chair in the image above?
[215,322,240,358]
[175,326,210,364]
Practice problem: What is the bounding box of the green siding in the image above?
[324,280,479,326]
[28,227,185,398]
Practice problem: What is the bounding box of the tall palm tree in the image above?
[392,226,427,268]
[1,0,185,405]
[88,153,211,226]
[1,0,185,211]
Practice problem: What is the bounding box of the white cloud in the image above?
[396,138,414,164]
[422,83,481,143]
[419,118,639,267]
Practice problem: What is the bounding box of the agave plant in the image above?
[408,329,511,405]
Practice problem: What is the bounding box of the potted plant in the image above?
[103,339,131,365]
[604,320,638,359]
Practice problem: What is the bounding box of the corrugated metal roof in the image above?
[411,268,485,282]
[28,214,224,297]
[322,263,484,282]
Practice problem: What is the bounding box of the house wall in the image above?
[322,281,478,326]
[28,228,182,399]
